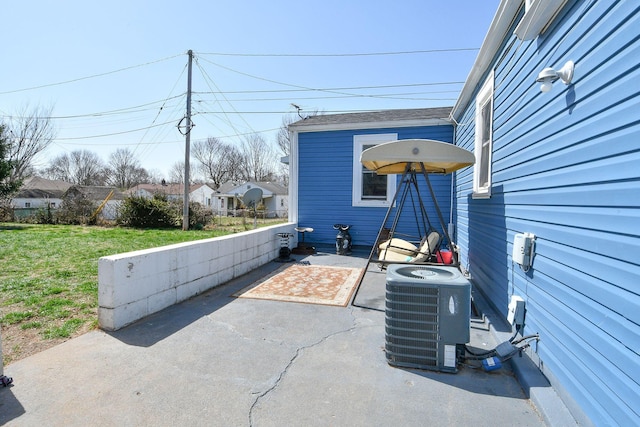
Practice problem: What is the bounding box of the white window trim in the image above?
[473,71,494,199]
[352,133,397,207]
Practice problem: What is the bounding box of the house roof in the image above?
[217,181,287,196]
[15,176,72,199]
[126,183,212,196]
[289,107,452,132]
[65,185,125,201]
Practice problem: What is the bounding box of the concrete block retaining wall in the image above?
[98,223,295,331]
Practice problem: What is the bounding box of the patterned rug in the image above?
[234,264,363,306]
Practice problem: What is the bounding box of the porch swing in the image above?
[359,139,475,271]
[376,168,443,265]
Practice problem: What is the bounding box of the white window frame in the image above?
[473,71,494,198]
[352,133,397,207]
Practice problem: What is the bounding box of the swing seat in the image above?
[378,231,441,263]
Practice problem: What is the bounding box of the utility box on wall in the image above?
[512,233,535,270]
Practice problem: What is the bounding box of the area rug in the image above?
[234,264,362,306]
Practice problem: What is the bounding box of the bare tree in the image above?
[193,137,243,189]
[276,114,296,156]
[276,109,320,156]
[241,134,277,182]
[145,168,164,184]
[44,149,106,185]
[6,104,56,183]
[0,125,20,199]
[169,161,185,184]
[106,148,148,189]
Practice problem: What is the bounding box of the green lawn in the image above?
[0,220,283,364]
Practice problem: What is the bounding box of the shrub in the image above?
[117,194,214,229]
[56,193,97,225]
[117,195,178,228]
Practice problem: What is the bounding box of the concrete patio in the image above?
[0,246,570,426]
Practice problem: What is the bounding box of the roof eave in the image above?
[451,0,521,121]
[290,117,452,133]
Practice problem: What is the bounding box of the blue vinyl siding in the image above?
[454,1,640,425]
[297,125,453,247]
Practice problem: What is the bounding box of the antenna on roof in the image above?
[291,103,304,119]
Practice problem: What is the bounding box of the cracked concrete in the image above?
[1,249,545,426]
[249,308,359,426]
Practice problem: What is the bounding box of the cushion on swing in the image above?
[378,247,415,263]
[378,238,418,256]
[412,231,441,262]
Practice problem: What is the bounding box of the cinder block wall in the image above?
[98,223,295,331]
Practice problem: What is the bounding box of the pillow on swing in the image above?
[378,238,418,256]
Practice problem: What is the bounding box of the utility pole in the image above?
[182,50,193,231]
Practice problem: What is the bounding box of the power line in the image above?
[57,139,182,146]
[198,56,464,101]
[54,120,177,141]
[0,96,185,120]
[193,108,454,115]
[193,93,458,102]
[197,48,479,57]
[191,82,464,95]
[194,55,257,137]
[0,53,183,95]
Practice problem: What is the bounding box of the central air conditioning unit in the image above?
[385,264,471,373]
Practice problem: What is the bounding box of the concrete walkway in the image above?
[1,249,547,426]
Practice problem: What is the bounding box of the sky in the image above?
[0,0,500,180]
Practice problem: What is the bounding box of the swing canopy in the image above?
[361,139,475,175]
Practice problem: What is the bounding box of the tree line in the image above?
[1,105,301,198]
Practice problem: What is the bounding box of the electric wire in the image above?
[198,48,480,57]
[2,47,476,174]
[54,120,178,141]
[0,53,183,95]
[193,55,257,141]
[197,56,464,100]
[133,61,189,165]
[192,82,465,95]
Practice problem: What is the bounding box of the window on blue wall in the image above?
[352,133,397,207]
[473,71,494,198]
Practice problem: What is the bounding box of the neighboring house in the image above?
[11,176,72,211]
[216,181,288,218]
[288,2,639,425]
[127,183,216,210]
[63,185,125,221]
[288,107,454,246]
[447,1,638,425]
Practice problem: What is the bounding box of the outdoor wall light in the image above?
[536,60,574,93]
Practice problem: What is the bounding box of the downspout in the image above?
[448,120,458,244]
[288,129,299,226]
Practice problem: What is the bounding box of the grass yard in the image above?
[0,219,285,365]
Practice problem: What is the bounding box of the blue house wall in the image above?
[452,1,640,425]
[296,124,454,247]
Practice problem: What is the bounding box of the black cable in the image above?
[512,334,540,345]
[508,325,521,343]
[464,345,496,357]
